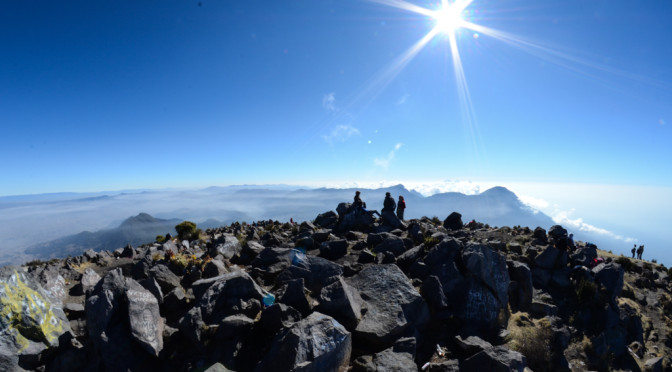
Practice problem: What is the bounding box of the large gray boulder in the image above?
[315,210,339,228]
[210,234,242,259]
[423,238,465,299]
[149,264,181,293]
[461,244,510,326]
[195,270,265,323]
[507,261,533,312]
[85,268,164,370]
[318,276,364,330]
[443,212,463,230]
[592,262,624,302]
[373,236,406,257]
[255,312,351,372]
[535,245,568,270]
[371,337,418,371]
[0,266,72,370]
[277,255,344,294]
[347,265,429,351]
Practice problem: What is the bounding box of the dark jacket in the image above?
[383,195,396,212]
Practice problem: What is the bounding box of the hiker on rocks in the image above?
[353,191,380,217]
[396,195,406,220]
[637,245,644,260]
[382,192,396,213]
[631,244,636,258]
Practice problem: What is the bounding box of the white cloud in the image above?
[396,94,410,105]
[551,209,635,242]
[519,194,550,210]
[373,143,403,170]
[322,125,359,144]
[322,92,336,111]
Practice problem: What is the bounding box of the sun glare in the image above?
[433,4,464,33]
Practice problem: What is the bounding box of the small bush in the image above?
[423,236,440,249]
[510,317,553,372]
[430,216,441,226]
[156,235,166,243]
[615,256,635,272]
[175,221,198,241]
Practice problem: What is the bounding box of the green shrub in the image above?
[175,221,198,240]
[156,235,166,243]
[615,256,635,272]
[430,216,441,226]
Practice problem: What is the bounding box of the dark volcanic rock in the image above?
[318,276,364,330]
[255,312,351,372]
[320,239,348,260]
[315,210,339,228]
[347,264,429,352]
[149,263,181,294]
[461,346,526,372]
[443,212,463,230]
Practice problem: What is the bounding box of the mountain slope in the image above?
[25,213,180,259]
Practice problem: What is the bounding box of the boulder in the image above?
[461,346,526,372]
[277,256,344,294]
[420,275,448,310]
[278,278,312,317]
[381,209,405,230]
[126,280,164,356]
[255,312,351,372]
[202,259,228,278]
[81,267,102,295]
[149,264,181,294]
[534,245,567,270]
[260,303,302,333]
[461,243,510,312]
[210,234,242,259]
[315,210,339,228]
[454,335,493,358]
[592,262,624,302]
[548,225,568,250]
[373,236,406,258]
[347,264,429,351]
[0,266,72,370]
[195,270,265,323]
[532,227,547,243]
[443,212,463,231]
[30,265,67,305]
[423,238,465,298]
[318,276,364,330]
[120,244,135,259]
[507,261,533,312]
[371,337,418,371]
[320,239,348,260]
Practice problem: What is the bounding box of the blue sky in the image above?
[2,0,671,194]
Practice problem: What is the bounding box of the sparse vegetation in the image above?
[175,221,199,241]
[576,279,597,304]
[156,235,167,243]
[615,256,636,272]
[508,314,553,372]
[430,216,441,226]
[423,236,440,249]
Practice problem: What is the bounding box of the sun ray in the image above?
[365,0,434,17]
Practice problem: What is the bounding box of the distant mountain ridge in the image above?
[25,213,181,259]
[22,186,560,261]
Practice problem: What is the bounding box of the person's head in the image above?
[399,195,404,200]
[569,233,573,238]
[386,192,391,196]
[356,191,360,195]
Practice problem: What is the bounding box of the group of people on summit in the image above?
[353,191,406,220]
[631,244,645,260]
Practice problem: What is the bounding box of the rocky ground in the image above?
[1,203,671,372]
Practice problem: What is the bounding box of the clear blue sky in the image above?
[2,0,671,195]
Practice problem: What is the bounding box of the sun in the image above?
[432,3,465,34]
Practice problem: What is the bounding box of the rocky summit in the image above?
[2,206,671,372]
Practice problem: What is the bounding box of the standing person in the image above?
[567,233,575,251]
[382,192,396,213]
[396,195,406,220]
[631,244,636,258]
[637,245,644,260]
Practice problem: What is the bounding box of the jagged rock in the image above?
[149,263,181,294]
[0,266,72,370]
[178,307,206,345]
[420,275,448,310]
[424,238,464,298]
[373,236,406,257]
[214,314,256,369]
[507,261,533,312]
[318,276,364,330]
[426,359,460,371]
[277,255,343,294]
[592,262,624,301]
[443,212,463,230]
[210,234,242,259]
[30,265,67,305]
[163,287,188,322]
[120,243,135,258]
[358,249,376,264]
[454,335,493,357]
[202,259,228,278]
[320,239,348,260]
[533,227,547,243]
[140,277,164,304]
[85,268,164,370]
[132,255,152,280]
[278,278,312,317]
[260,303,302,333]
[396,245,424,271]
[347,264,429,351]
[381,209,405,230]
[195,270,265,323]
[644,357,663,372]
[255,312,351,372]
[535,245,568,270]
[371,337,417,371]
[461,244,510,326]
[461,346,526,372]
[570,244,598,266]
[315,210,339,228]
[81,267,102,295]
[160,241,179,255]
[204,362,235,372]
